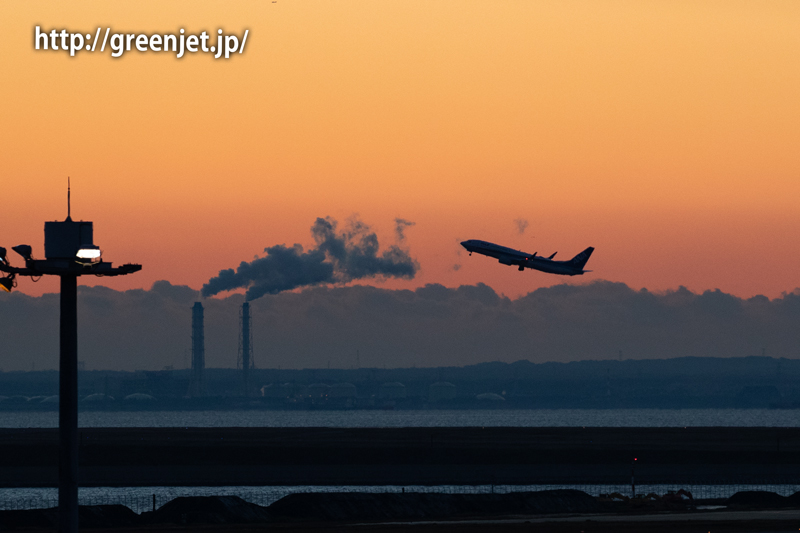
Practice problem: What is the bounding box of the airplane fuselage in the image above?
[460,239,593,276]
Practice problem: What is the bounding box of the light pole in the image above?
[0,193,141,533]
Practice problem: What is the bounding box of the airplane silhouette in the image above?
[461,240,594,276]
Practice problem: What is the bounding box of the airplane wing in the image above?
[497,254,523,266]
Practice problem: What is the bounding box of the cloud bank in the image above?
[202,217,418,301]
[1,280,799,371]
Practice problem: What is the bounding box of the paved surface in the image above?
[8,511,800,532]
[2,427,800,486]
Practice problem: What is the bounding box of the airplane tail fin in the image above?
[569,247,594,269]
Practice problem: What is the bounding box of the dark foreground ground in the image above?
[4,491,800,532]
[9,517,800,533]
[3,426,800,486]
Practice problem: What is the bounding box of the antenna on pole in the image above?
[67,177,71,221]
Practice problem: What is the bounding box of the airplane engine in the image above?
[498,257,515,266]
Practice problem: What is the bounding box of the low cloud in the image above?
[2,281,800,371]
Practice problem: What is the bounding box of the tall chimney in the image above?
[189,302,205,397]
[238,302,254,396]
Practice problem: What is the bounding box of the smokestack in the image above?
[189,302,205,397]
[238,302,254,396]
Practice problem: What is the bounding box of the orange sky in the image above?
[1,1,800,299]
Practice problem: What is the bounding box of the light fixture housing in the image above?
[0,277,14,293]
[0,247,6,264]
[12,245,32,261]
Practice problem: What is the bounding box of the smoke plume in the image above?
[394,218,415,242]
[514,218,529,235]
[202,217,419,301]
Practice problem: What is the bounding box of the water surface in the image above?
[1,408,799,428]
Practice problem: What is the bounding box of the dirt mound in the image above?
[0,505,138,529]
[727,491,788,508]
[145,495,272,524]
[519,489,602,513]
[267,489,601,521]
[0,508,56,529]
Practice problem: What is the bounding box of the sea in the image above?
[1,408,800,428]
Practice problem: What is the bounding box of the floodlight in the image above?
[0,277,13,293]
[76,245,101,263]
[0,247,6,264]
[12,245,32,261]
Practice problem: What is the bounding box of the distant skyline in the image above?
[2,1,800,301]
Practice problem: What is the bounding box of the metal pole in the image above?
[59,274,78,533]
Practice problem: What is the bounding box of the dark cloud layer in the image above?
[202,217,418,301]
[2,280,800,371]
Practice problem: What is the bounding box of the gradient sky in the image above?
[2,1,799,299]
